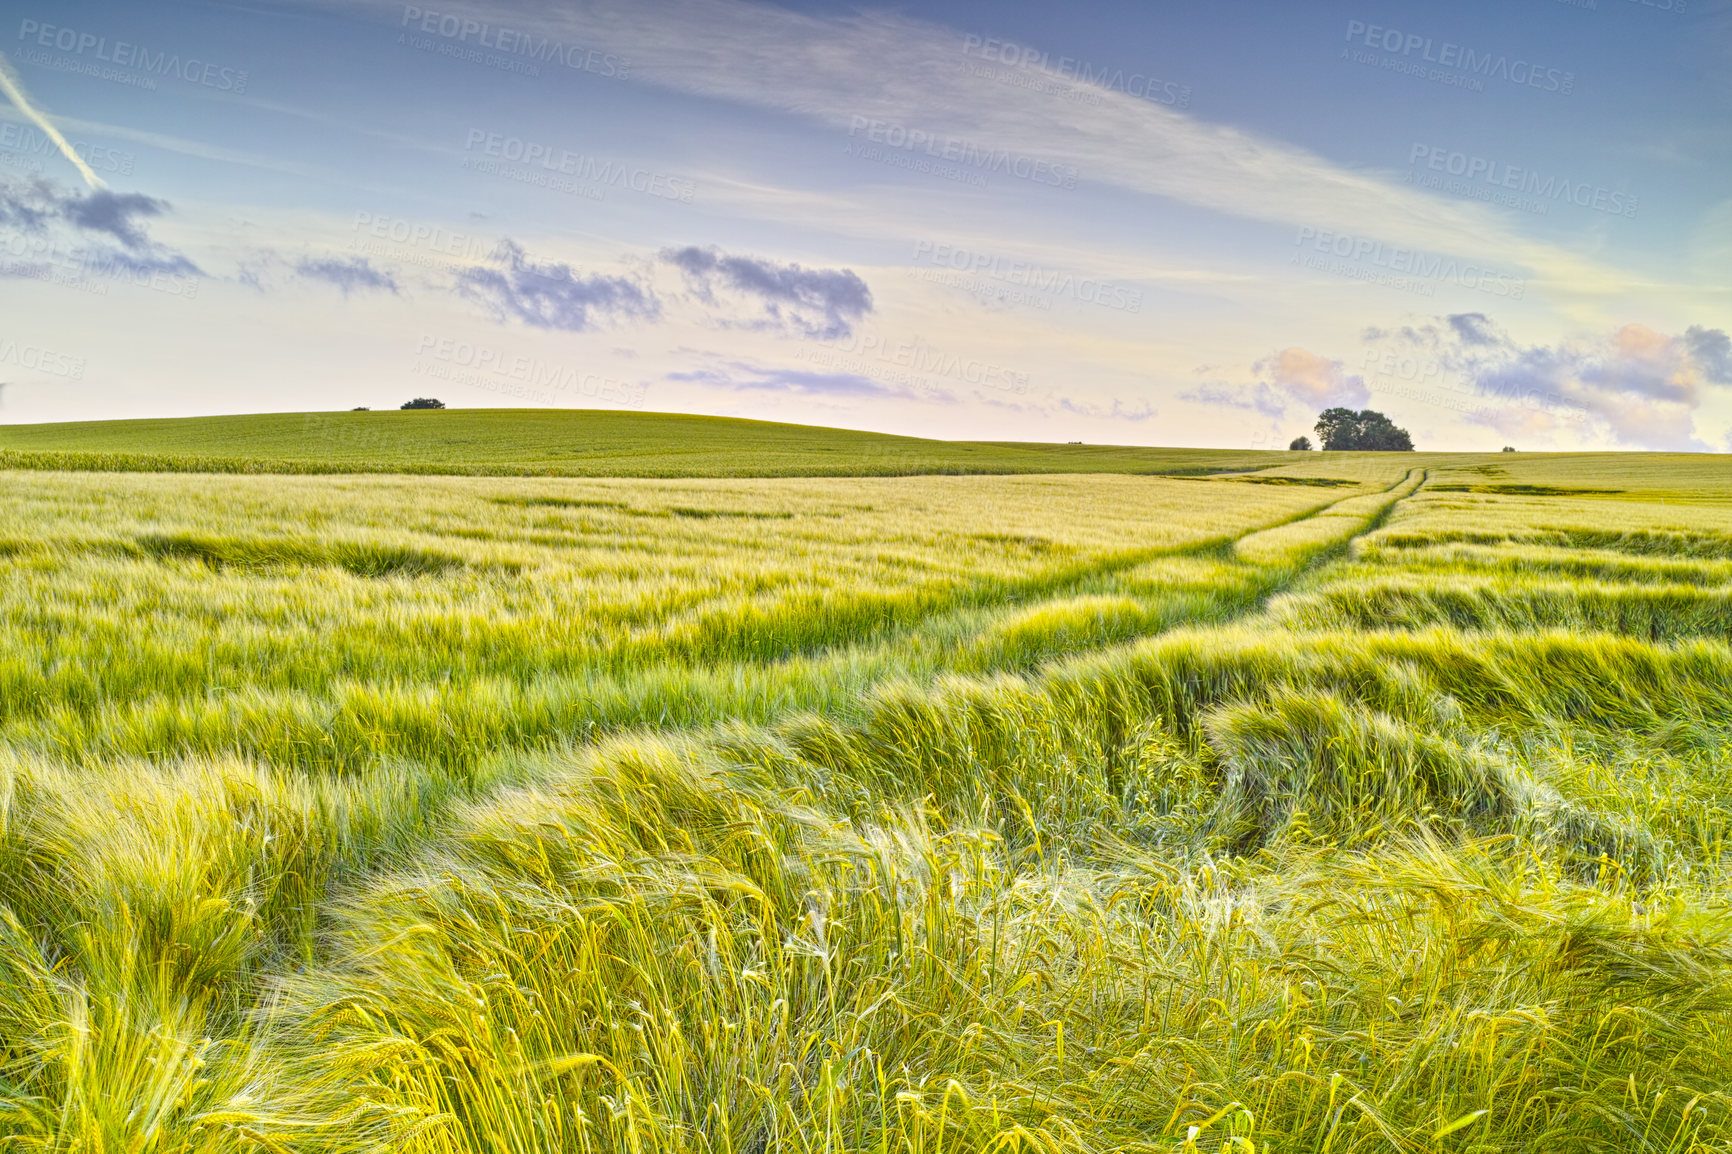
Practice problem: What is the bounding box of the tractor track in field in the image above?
[835,467,1434,674]
[1221,466,1429,625]
[939,469,1422,605]
[986,467,1431,614]
[683,471,1427,666]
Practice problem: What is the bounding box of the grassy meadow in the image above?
[3,428,1732,1152]
[0,410,1313,478]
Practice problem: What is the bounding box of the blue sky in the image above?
[1,0,1729,450]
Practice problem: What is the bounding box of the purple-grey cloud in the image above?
[78,248,201,277]
[1181,381,1286,418]
[1685,325,1732,384]
[458,239,658,332]
[670,362,944,402]
[62,189,169,250]
[662,245,873,339]
[1447,312,1501,347]
[1368,314,1732,450]
[0,180,170,250]
[1057,396,1158,422]
[296,255,399,296]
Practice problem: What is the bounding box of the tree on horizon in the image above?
[1314,408,1413,451]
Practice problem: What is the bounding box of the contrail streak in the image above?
[0,49,106,189]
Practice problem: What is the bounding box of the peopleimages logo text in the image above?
[1408,144,1636,218]
[0,123,133,176]
[912,241,1142,313]
[351,212,501,263]
[1294,227,1526,299]
[811,330,1030,394]
[17,20,248,92]
[462,131,695,202]
[960,35,1191,108]
[846,117,1078,189]
[0,336,85,380]
[400,6,628,77]
[414,336,643,406]
[1344,21,1574,94]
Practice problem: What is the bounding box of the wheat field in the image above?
[3,449,1732,1152]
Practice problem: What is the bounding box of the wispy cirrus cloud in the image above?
[308,0,1621,293]
[0,106,326,179]
[0,49,104,188]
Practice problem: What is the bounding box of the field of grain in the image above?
[4,446,1732,1153]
